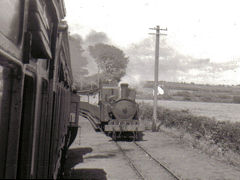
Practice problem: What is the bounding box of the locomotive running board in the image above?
[104,124,145,132]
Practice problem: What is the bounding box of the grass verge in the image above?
[139,102,240,167]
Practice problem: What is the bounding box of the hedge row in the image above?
[139,103,240,154]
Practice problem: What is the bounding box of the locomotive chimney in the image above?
[120,83,129,98]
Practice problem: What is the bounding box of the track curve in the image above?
[134,141,183,180]
[115,141,183,180]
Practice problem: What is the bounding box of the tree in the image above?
[88,43,129,83]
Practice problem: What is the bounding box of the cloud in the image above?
[69,32,239,86]
[69,31,113,78]
[84,30,110,46]
[124,37,239,85]
[83,31,112,75]
[69,34,89,82]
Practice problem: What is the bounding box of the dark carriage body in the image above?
[0,0,79,179]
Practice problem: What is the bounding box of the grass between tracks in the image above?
[138,102,240,167]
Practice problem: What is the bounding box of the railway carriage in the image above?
[0,0,80,179]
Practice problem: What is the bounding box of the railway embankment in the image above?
[139,102,240,168]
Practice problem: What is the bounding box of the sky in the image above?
[65,0,240,85]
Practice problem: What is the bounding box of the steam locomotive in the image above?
[0,1,79,179]
[79,83,144,140]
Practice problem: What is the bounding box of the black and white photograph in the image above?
[0,0,240,179]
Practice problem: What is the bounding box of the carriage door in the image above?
[17,75,35,179]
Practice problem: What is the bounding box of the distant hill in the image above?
[137,81,240,104]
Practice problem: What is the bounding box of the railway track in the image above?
[115,141,183,180]
[133,141,183,180]
[114,141,145,180]
[80,113,183,179]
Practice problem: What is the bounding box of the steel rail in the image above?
[114,141,145,180]
[134,141,183,180]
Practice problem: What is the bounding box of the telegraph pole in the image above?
[149,25,167,132]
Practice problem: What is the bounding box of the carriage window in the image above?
[0,0,22,44]
[58,63,64,82]
[0,65,12,174]
[17,75,35,178]
[70,103,77,123]
[0,65,12,124]
[0,66,2,118]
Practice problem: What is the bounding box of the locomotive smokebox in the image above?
[120,83,129,99]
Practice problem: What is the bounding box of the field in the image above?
[138,81,240,104]
[138,99,240,123]
[137,82,240,167]
[138,102,240,164]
